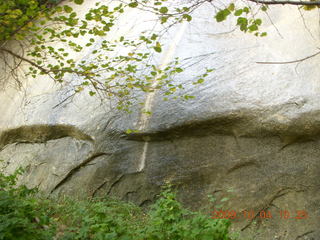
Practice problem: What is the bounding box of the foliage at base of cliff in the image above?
[0,169,235,240]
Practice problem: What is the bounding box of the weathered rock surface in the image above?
[0,1,320,239]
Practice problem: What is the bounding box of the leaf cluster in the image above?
[215,3,267,37]
[0,0,64,41]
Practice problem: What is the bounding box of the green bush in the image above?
[0,169,235,240]
[0,168,56,240]
[139,185,231,240]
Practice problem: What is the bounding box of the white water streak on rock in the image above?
[137,141,149,172]
[137,21,188,172]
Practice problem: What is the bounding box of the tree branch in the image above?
[0,47,93,77]
[247,0,320,6]
[256,51,320,64]
[0,47,129,98]
[0,47,49,74]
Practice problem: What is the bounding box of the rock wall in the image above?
[0,1,320,239]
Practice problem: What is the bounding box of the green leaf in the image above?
[153,42,162,53]
[89,91,96,96]
[197,78,204,84]
[159,7,168,14]
[228,3,235,11]
[184,95,195,100]
[248,24,258,32]
[175,68,183,73]
[154,46,162,52]
[74,0,84,4]
[183,14,192,22]
[70,12,77,18]
[255,19,262,25]
[128,2,138,8]
[237,17,248,32]
[64,5,73,13]
[234,9,243,16]
[215,9,231,22]
[160,16,168,24]
[243,7,250,14]
[151,34,158,40]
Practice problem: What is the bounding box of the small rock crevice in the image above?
[295,230,315,240]
[91,174,124,198]
[227,159,259,174]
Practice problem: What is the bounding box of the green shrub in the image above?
[139,185,231,240]
[0,169,235,240]
[0,168,56,240]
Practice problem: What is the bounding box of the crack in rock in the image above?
[50,152,110,193]
[227,159,259,174]
[106,174,124,196]
[91,174,126,198]
[241,187,306,231]
[295,230,315,240]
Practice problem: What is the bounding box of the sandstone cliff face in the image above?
[0,1,320,239]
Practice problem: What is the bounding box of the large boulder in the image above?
[0,1,319,239]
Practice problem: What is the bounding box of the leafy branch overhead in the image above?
[0,0,213,111]
[0,0,318,110]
